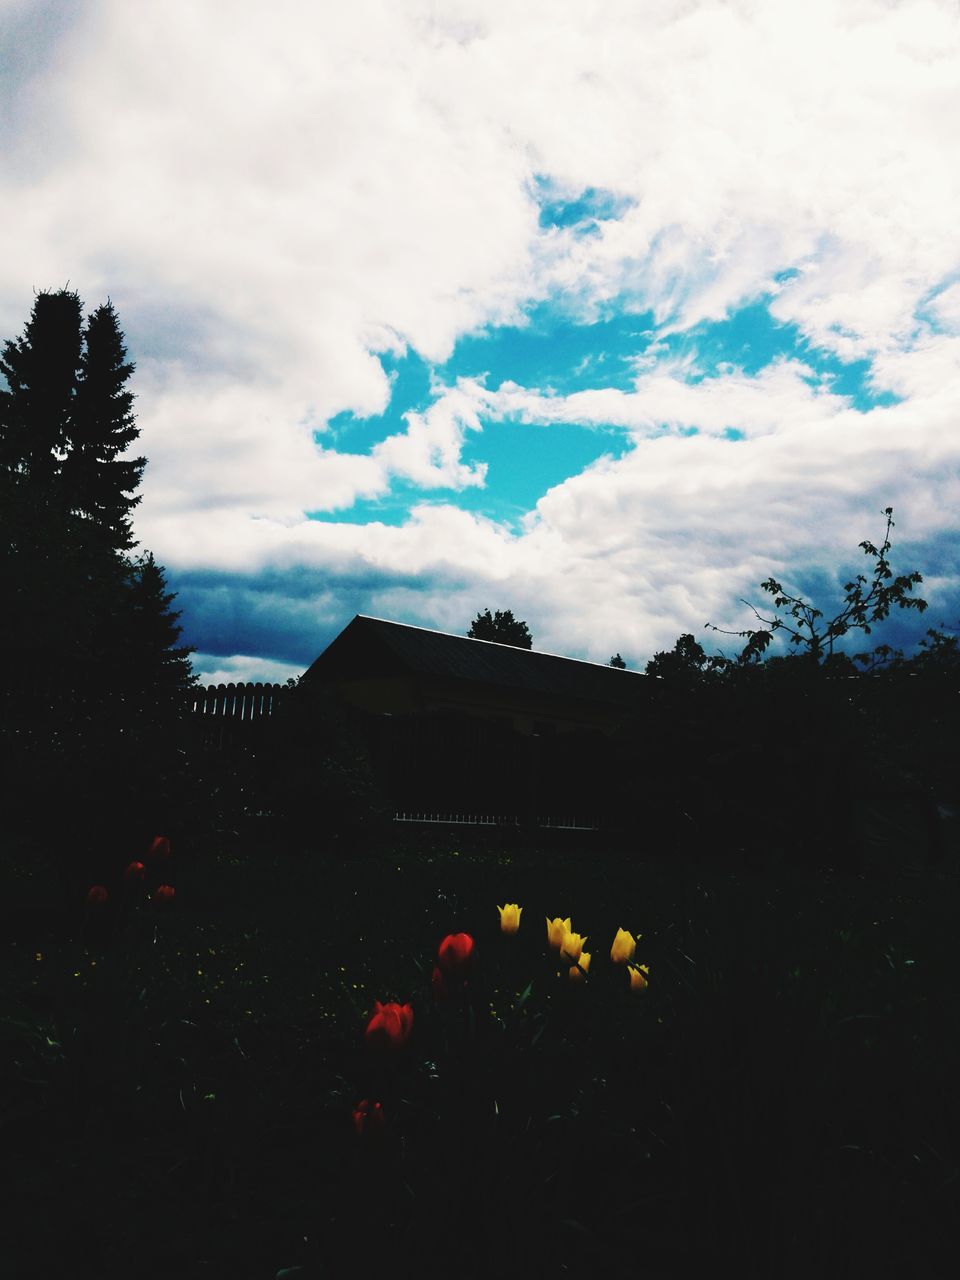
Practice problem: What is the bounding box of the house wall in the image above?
[328,672,628,737]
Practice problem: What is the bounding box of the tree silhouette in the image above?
[0,288,81,493]
[707,507,926,667]
[0,289,194,854]
[63,301,145,551]
[608,653,627,668]
[467,608,533,649]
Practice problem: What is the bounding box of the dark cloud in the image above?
[169,564,452,667]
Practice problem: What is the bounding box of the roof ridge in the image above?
[353,614,641,674]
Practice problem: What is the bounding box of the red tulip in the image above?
[437,932,474,976]
[123,860,146,885]
[365,1000,414,1051]
[431,965,450,999]
[148,835,171,861]
[86,885,109,908]
[352,1098,386,1138]
[153,884,176,906]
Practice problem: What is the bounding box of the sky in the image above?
[2,0,959,683]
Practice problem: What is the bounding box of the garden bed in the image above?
[3,833,959,1278]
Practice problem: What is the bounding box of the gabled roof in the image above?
[305,615,648,714]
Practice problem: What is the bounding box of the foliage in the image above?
[644,632,726,683]
[467,607,533,649]
[0,288,195,857]
[707,507,927,667]
[3,835,958,1276]
[607,652,627,668]
[259,678,387,847]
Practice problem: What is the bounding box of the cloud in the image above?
[3,0,959,677]
[486,357,848,438]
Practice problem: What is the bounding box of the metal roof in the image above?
[305,615,649,713]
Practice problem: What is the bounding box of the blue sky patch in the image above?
[440,304,656,395]
[533,175,635,233]
[658,299,898,409]
[313,293,896,529]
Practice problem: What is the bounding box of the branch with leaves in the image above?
[706,508,927,667]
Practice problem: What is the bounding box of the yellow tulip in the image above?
[628,963,650,991]
[559,931,587,965]
[546,917,571,950]
[610,928,637,965]
[568,951,591,982]
[497,903,522,933]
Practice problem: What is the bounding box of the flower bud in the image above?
[546,917,571,950]
[352,1098,386,1138]
[437,932,474,976]
[497,903,522,934]
[610,928,637,965]
[365,1001,414,1051]
[148,835,171,862]
[559,931,587,965]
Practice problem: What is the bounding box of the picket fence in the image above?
[187,682,289,721]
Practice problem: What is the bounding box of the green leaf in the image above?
[514,980,534,1011]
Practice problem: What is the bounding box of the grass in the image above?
[3,825,959,1278]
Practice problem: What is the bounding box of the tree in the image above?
[63,301,145,551]
[467,608,533,649]
[0,288,81,493]
[0,289,194,854]
[706,507,927,668]
[608,653,627,668]
[118,552,195,699]
[644,633,724,682]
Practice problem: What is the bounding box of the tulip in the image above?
[153,884,176,906]
[352,1098,386,1138]
[431,965,449,999]
[628,963,650,991]
[437,932,474,976]
[123,860,146,885]
[568,951,591,983]
[559,931,587,965]
[86,885,109,908]
[148,835,171,861]
[497,903,522,934]
[365,1000,414,1051]
[546,917,571,950]
[610,928,637,965]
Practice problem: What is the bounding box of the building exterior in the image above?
[303,615,650,827]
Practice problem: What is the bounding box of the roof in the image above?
[304,615,649,714]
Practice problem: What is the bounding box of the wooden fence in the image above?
[185,682,290,751]
[187,682,289,721]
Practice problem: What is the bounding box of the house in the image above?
[302,615,651,827]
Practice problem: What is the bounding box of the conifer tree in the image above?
[0,288,81,493]
[64,301,145,551]
[0,288,195,851]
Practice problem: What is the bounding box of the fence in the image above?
[185,681,290,751]
[393,812,601,830]
[187,682,289,721]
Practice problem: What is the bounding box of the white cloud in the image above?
[191,653,303,688]
[3,0,959,668]
[372,380,488,490]
[486,358,848,439]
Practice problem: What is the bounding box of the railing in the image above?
[538,816,601,830]
[393,812,601,829]
[394,812,520,826]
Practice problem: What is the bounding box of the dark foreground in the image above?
[3,828,959,1279]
